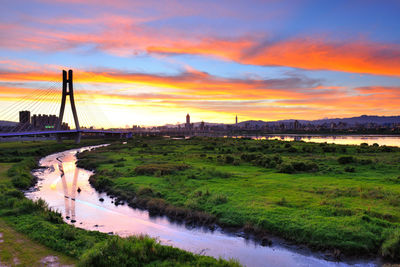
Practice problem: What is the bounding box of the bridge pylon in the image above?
[57,70,81,144]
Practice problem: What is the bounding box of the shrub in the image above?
[225,155,235,164]
[322,146,336,152]
[276,197,288,206]
[146,198,167,214]
[381,228,400,260]
[204,168,232,178]
[381,146,394,152]
[134,163,189,176]
[292,161,307,171]
[359,159,373,165]
[278,161,318,173]
[278,163,295,174]
[91,176,114,189]
[210,194,228,205]
[61,224,78,241]
[5,189,24,199]
[338,156,355,164]
[344,167,355,172]
[137,186,154,197]
[11,173,32,189]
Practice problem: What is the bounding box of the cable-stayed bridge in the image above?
[0,70,131,143]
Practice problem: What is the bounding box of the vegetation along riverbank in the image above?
[77,136,400,262]
[0,140,239,266]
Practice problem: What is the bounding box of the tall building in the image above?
[19,111,30,124]
[235,115,238,125]
[31,114,67,130]
[200,121,205,130]
[294,120,300,130]
[185,113,191,129]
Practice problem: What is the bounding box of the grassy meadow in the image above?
[0,140,238,267]
[77,137,400,261]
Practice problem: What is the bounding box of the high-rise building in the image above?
[235,115,238,125]
[294,120,300,130]
[31,114,63,130]
[19,111,30,125]
[185,113,191,129]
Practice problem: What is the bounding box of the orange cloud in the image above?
[1,15,400,76]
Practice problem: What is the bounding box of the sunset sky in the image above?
[1,0,400,128]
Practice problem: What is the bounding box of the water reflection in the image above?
[57,161,79,222]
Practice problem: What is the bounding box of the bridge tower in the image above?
[57,70,81,143]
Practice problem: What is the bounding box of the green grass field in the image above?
[0,140,238,267]
[77,137,400,261]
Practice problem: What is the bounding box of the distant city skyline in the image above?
[0,1,400,127]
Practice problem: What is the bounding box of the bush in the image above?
[11,173,32,189]
[134,163,189,176]
[278,161,318,173]
[204,168,231,179]
[381,146,394,152]
[137,186,154,197]
[210,194,228,205]
[146,198,167,214]
[90,176,114,190]
[338,156,355,164]
[381,228,400,260]
[322,146,336,152]
[344,167,355,172]
[278,163,295,174]
[359,159,373,165]
[225,155,235,164]
[276,197,288,206]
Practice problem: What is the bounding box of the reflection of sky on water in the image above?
[26,145,379,267]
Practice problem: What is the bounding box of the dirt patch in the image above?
[39,256,74,267]
[13,258,20,265]
[40,256,60,267]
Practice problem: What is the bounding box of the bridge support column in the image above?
[75,132,81,144]
[57,70,81,144]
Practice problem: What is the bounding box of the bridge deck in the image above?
[0,129,128,137]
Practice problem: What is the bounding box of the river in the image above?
[25,143,380,267]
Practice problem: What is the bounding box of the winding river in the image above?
[25,144,381,267]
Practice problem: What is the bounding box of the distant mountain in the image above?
[307,115,400,125]
[235,115,400,126]
[237,120,268,127]
[0,120,17,127]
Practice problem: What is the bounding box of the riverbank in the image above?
[77,136,400,262]
[0,140,239,266]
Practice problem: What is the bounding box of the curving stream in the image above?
[26,145,378,267]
